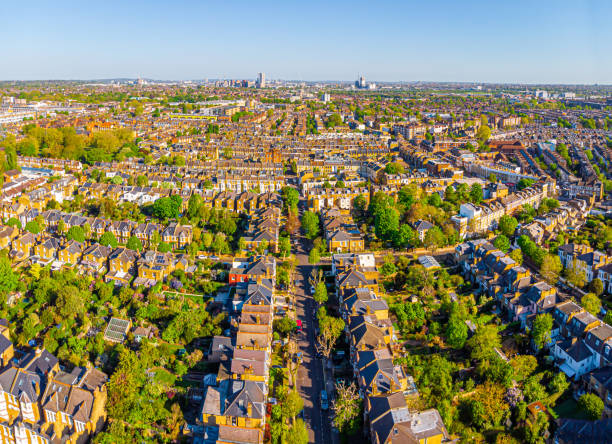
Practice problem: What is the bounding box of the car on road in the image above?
[296,319,303,332]
[310,286,315,294]
[320,390,329,410]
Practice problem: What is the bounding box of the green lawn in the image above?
[553,398,590,420]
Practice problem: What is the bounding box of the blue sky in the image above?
[2,0,611,83]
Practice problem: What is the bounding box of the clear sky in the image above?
[2,0,611,84]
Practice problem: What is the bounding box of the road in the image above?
[293,232,333,444]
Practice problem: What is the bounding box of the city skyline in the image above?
[2,0,611,84]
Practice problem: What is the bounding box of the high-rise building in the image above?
[257,72,266,88]
[355,75,367,89]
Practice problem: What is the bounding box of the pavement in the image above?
[293,231,334,444]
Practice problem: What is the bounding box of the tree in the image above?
[332,382,361,433]
[510,355,538,382]
[282,390,304,421]
[56,285,85,318]
[279,236,291,258]
[256,239,269,255]
[186,349,204,368]
[524,411,549,444]
[470,183,483,204]
[392,301,426,334]
[578,393,604,420]
[604,310,612,325]
[540,255,562,285]
[276,268,290,289]
[313,281,328,305]
[99,232,118,248]
[566,262,586,288]
[24,220,41,234]
[57,219,66,235]
[446,316,468,349]
[548,372,569,395]
[126,236,143,251]
[316,315,344,359]
[498,215,518,237]
[517,178,535,191]
[419,355,455,404]
[5,218,21,229]
[476,125,491,142]
[187,194,202,220]
[151,231,162,251]
[286,418,308,444]
[509,248,523,265]
[581,293,601,316]
[285,210,300,235]
[353,194,367,212]
[428,192,442,207]
[66,226,86,243]
[590,278,604,296]
[0,257,17,298]
[489,173,497,183]
[380,260,397,277]
[157,242,171,253]
[281,187,300,212]
[494,235,511,253]
[531,313,553,350]
[326,113,343,128]
[308,248,320,265]
[467,325,501,361]
[385,162,405,175]
[374,206,400,242]
[424,226,445,251]
[273,317,297,337]
[396,224,418,248]
[152,196,181,220]
[301,211,320,239]
[212,233,228,254]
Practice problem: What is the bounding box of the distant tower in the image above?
[355,75,366,89]
[257,72,266,88]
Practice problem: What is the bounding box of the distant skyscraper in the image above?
[355,75,366,89]
[257,72,266,88]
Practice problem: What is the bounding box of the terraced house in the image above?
[200,257,276,443]
[330,253,450,444]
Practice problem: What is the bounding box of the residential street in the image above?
[293,232,333,444]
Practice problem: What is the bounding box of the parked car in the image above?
[320,390,329,410]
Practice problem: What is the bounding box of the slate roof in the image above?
[554,418,612,444]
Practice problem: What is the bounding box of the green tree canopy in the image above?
[494,235,511,252]
[66,225,86,243]
[578,393,604,420]
[531,313,553,350]
[467,324,501,362]
[313,281,328,305]
[301,211,320,239]
[581,293,601,316]
[24,220,41,234]
[469,183,483,204]
[126,236,143,251]
[498,215,518,237]
[99,232,118,248]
